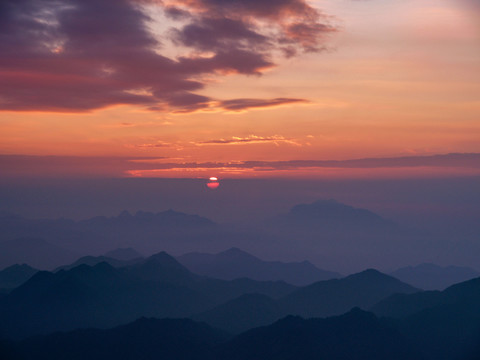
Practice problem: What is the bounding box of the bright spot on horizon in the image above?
[207,177,220,190]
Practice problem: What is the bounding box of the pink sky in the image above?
[0,0,479,178]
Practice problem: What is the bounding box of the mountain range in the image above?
[0,200,442,273]
[390,263,479,290]
[177,247,341,286]
[0,246,479,359]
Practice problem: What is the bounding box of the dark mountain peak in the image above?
[348,268,384,279]
[279,268,418,318]
[345,269,417,289]
[128,251,194,284]
[1,263,36,272]
[92,261,116,272]
[146,251,184,268]
[340,306,376,321]
[0,263,39,290]
[444,276,480,299]
[275,314,305,326]
[65,261,118,280]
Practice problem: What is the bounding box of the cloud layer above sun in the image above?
[0,0,335,113]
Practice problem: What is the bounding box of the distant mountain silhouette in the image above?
[190,269,419,334]
[0,260,209,339]
[178,247,340,286]
[104,247,143,261]
[372,276,480,319]
[370,276,480,359]
[279,269,419,318]
[0,210,217,257]
[55,255,142,272]
[0,264,38,292]
[127,251,196,285]
[274,199,396,230]
[18,317,229,360]
[0,251,295,339]
[0,238,78,270]
[11,310,423,360]
[398,278,480,360]
[390,263,479,290]
[218,308,423,360]
[192,293,283,334]
[258,199,427,273]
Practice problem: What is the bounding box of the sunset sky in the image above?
[1,0,479,179]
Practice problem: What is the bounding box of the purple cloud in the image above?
[0,0,335,113]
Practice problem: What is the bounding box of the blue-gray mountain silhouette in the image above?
[390,263,479,290]
[178,247,340,286]
[55,255,142,272]
[218,308,423,360]
[9,310,424,360]
[190,269,418,334]
[278,269,419,318]
[0,251,294,339]
[0,264,38,293]
[192,293,283,334]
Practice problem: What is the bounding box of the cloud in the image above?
[219,97,307,111]
[0,0,335,113]
[2,153,480,178]
[196,135,299,145]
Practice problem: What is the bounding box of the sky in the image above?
[0,0,479,180]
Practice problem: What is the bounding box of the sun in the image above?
[207,177,220,189]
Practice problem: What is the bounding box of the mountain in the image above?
[372,276,480,319]
[177,247,340,286]
[279,269,419,318]
[218,308,423,360]
[55,255,142,272]
[370,276,480,359]
[18,317,229,360]
[127,251,196,285]
[192,293,284,334]
[13,310,423,360]
[0,264,38,292]
[0,238,78,270]
[390,263,479,290]
[0,260,209,339]
[191,269,419,334]
[273,199,396,230]
[258,199,428,273]
[104,247,143,261]
[0,210,217,257]
[0,251,295,339]
[398,278,480,360]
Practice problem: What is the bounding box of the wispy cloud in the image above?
[2,153,479,178]
[196,135,300,146]
[218,98,308,112]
